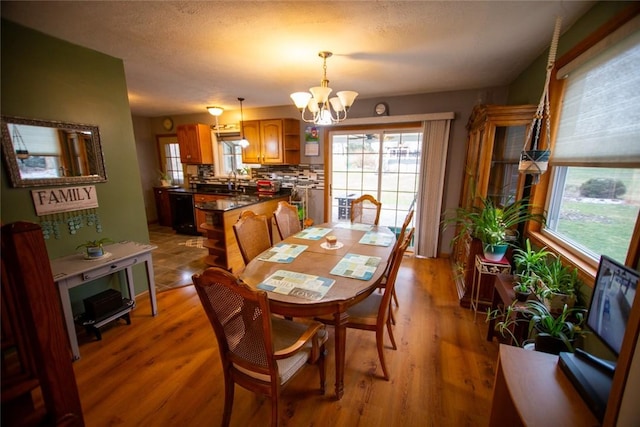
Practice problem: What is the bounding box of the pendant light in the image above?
[237,97,249,148]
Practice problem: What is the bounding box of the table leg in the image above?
[143,255,158,316]
[333,310,348,400]
[57,280,81,360]
[123,266,136,309]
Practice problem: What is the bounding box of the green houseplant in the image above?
[76,238,113,258]
[487,300,588,354]
[511,239,551,301]
[444,195,545,261]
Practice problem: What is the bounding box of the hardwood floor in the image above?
[71,232,500,426]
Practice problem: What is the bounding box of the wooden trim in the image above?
[555,3,640,71]
[603,284,640,426]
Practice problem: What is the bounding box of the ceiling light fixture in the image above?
[207,106,224,116]
[290,51,358,126]
[237,97,250,148]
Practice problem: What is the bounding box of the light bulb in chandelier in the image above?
[290,51,358,126]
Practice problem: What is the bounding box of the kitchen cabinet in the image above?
[194,193,225,233]
[241,119,300,165]
[452,104,535,308]
[177,123,213,164]
[153,186,176,227]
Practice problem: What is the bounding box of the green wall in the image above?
[508,1,633,105]
[1,20,151,311]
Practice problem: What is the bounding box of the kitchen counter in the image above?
[194,194,285,212]
[195,194,289,273]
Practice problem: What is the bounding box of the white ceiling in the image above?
[1,1,595,117]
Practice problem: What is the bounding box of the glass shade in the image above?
[329,97,344,112]
[337,91,358,109]
[309,86,332,104]
[290,92,312,109]
[207,106,224,116]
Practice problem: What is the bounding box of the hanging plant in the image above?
[519,17,562,184]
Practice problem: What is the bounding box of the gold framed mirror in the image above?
[1,115,107,187]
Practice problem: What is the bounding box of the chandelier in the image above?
[290,51,358,126]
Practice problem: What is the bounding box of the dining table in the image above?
[239,221,396,400]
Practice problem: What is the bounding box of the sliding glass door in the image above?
[330,129,421,235]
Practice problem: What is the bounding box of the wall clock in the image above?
[374,102,389,116]
[162,117,174,131]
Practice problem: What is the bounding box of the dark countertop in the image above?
[194,194,287,212]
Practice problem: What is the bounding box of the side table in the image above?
[486,273,532,344]
[471,255,511,322]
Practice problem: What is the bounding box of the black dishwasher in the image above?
[169,192,199,235]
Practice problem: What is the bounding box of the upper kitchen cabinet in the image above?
[241,119,300,165]
[177,123,213,164]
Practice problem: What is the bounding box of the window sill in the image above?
[526,231,597,288]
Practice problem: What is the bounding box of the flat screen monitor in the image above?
[587,255,639,356]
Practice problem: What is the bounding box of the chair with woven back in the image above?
[233,210,272,266]
[192,267,327,427]
[316,227,413,381]
[350,194,382,225]
[273,201,302,240]
[383,208,414,316]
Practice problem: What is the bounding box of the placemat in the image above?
[257,270,335,301]
[359,231,394,247]
[257,243,308,263]
[330,253,382,281]
[333,222,374,231]
[294,227,332,240]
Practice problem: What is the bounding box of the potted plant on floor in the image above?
[444,195,546,262]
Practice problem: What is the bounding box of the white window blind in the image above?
[9,124,62,156]
[553,26,640,165]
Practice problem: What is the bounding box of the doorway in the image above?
[329,128,422,240]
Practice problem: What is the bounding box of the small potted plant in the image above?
[443,195,545,261]
[536,256,582,312]
[76,238,113,259]
[511,239,549,301]
[159,170,172,187]
[487,300,588,354]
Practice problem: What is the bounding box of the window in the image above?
[541,16,640,266]
[157,135,184,185]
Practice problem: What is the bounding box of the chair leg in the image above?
[389,303,396,325]
[376,327,390,381]
[386,317,397,350]
[318,345,326,395]
[392,288,399,307]
[270,396,279,427]
[222,375,234,427]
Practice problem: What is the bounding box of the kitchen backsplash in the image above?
[189,164,325,190]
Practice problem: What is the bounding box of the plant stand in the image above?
[471,255,511,322]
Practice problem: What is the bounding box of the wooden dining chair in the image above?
[192,267,327,427]
[233,211,272,265]
[383,209,415,308]
[273,201,302,240]
[350,194,382,225]
[317,228,413,381]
